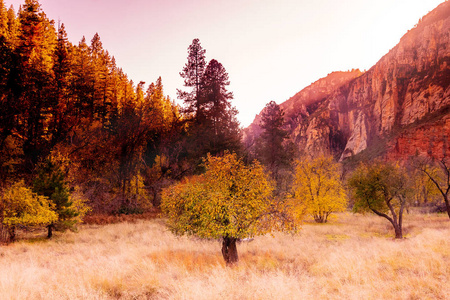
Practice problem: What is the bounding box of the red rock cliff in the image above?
[245,1,450,162]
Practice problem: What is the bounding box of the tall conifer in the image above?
[256,101,293,191]
[200,59,241,156]
[177,38,206,121]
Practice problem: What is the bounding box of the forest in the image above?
[1,0,449,264]
[0,0,246,240]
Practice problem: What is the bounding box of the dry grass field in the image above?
[0,212,449,299]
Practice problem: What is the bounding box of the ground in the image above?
[0,212,449,299]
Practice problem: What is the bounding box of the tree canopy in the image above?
[413,156,450,219]
[177,39,241,167]
[0,1,182,216]
[1,180,58,242]
[348,161,410,238]
[292,155,347,223]
[161,152,278,265]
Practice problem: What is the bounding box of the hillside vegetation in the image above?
[0,213,448,299]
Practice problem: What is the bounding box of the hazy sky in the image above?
[5,0,446,127]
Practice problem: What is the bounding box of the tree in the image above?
[0,180,58,242]
[49,22,73,148]
[177,38,206,120]
[161,153,278,265]
[414,156,450,218]
[409,167,440,207]
[348,161,410,239]
[0,0,7,37]
[177,39,241,164]
[292,155,347,223]
[32,156,89,238]
[144,77,183,207]
[16,0,57,166]
[256,101,294,191]
[199,59,241,156]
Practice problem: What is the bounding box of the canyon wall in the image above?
[245,1,450,162]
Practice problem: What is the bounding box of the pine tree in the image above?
[256,101,293,191]
[89,33,111,122]
[50,22,72,147]
[6,5,20,47]
[16,0,57,166]
[0,0,7,37]
[200,59,241,156]
[177,38,206,121]
[71,36,94,119]
[33,159,74,238]
[0,2,19,183]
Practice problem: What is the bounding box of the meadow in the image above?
[0,212,449,299]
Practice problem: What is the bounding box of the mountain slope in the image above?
[245,1,450,162]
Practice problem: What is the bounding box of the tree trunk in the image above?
[444,195,450,219]
[370,206,403,239]
[314,214,326,223]
[393,224,403,239]
[47,224,53,239]
[221,237,238,266]
[8,226,15,242]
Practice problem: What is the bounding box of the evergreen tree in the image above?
[200,59,241,156]
[6,5,20,47]
[32,159,77,238]
[256,101,294,191]
[89,33,112,122]
[177,38,206,120]
[0,0,7,37]
[50,23,72,147]
[71,36,94,119]
[16,0,57,166]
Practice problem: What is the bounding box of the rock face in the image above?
[243,70,362,154]
[244,1,450,162]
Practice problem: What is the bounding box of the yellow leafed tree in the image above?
[292,155,347,223]
[162,152,282,265]
[0,181,58,242]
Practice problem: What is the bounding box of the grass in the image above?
[0,213,449,299]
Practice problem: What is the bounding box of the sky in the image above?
[5,0,446,127]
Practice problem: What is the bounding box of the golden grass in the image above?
[0,213,449,299]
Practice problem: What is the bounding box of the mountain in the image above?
[244,1,450,163]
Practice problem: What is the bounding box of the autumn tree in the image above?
[161,153,280,265]
[16,0,57,166]
[0,3,181,216]
[0,180,57,242]
[143,77,183,206]
[0,1,7,36]
[348,161,410,239]
[409,167,440,207]
[413,156,450,218]
[49,23,73,148]
[0,16,19,183]
[292,155,347,223]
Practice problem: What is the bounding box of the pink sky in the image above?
[5,0,446,127]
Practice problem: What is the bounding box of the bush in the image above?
[0,181,58,242]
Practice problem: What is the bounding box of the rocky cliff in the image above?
[245,1,450,162]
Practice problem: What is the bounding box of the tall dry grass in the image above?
[0,213,449,299]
